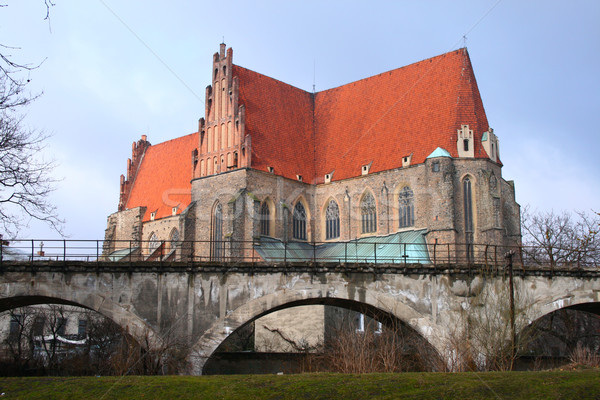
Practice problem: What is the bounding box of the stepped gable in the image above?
[125,132,198,221]
[314,48,491,181]
[233,65,316,182]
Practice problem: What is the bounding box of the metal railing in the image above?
[1,239,598,271]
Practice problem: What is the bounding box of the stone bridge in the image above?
[0,261,599,374]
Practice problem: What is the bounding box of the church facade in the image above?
[104,44,520,351]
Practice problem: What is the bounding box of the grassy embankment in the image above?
[0,370,599,399]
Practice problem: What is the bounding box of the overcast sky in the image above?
[1,0,598,240]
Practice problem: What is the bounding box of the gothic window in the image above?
[170,228,179,249]
[361,192,377,234]
[148,232,159,254]
[464,176,474,262]
[398,186,414,229]
[463,177,473,233]
[211,203,224,261]
[493,198,501,228]
[489,174,497,191]
[325,199,340,240]
[293,202,307,240]
[260,202,271,236]
[463,139,469,152]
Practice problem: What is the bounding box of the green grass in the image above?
[0,370,598,399]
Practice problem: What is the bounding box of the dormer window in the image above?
[267,166,274,173]
[324,172,333,184]
[457,125,474,158]
[361,163,372,175]
[172,207,178,216]
[296,175,303,182]
[150,211,156,221]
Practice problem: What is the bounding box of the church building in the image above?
[104,44,521,351]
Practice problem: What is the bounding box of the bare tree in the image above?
[0,2,62,237]
[0,1,54,83]
[521,207,599,268]
[0,82,62,236]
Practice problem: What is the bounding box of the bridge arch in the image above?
[0,281,161,349]
[522,278,600,328]
[189,287,446,375]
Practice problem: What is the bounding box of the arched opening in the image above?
[201,298,441,375]
[463,176,474,262]
[518,302,600,370]
[360,191,377,234]
[211,202,224,261]
[259,200,273,237]
[292,201,307,241]
[324,199,340,240]
[0,296,175,375]
[398,186,414,229]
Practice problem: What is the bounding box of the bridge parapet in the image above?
[2,239,598,271]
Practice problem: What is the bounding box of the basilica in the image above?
[104,44,521,351]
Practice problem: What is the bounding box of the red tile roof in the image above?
[121,48,493,217]
[125,133,198,221]
[234,65,316,181]
[234,48,493,183]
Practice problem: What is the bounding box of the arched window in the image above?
[398,187,414,229]
[463,177,474,262]
[325,199,340,240]
[260,202,271,236]
[148,232,159,254]
[361,192,377,234]
[169,228,179,250]
[463,177,473,233]
[489,174,497,192]
[293,202,307,240]
[211,203,224,261]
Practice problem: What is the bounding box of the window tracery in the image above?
[361,192,377,234]
[325,200,340,240]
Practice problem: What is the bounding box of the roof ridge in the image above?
[233,64,311,94]
[317,48,466,94]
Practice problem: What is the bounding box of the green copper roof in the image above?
[426,147,452,159]
[254,230,430,264]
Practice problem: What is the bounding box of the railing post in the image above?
[433,241,437,267]
[284,241,287,264]
[374,242,377,264]
[344,242,347,264]
[63,239,67,262]
[403,243,407,265]
[31,240,34,264]
[447,244,450,265]
[313,240,316,263]
[96,240,100,263]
